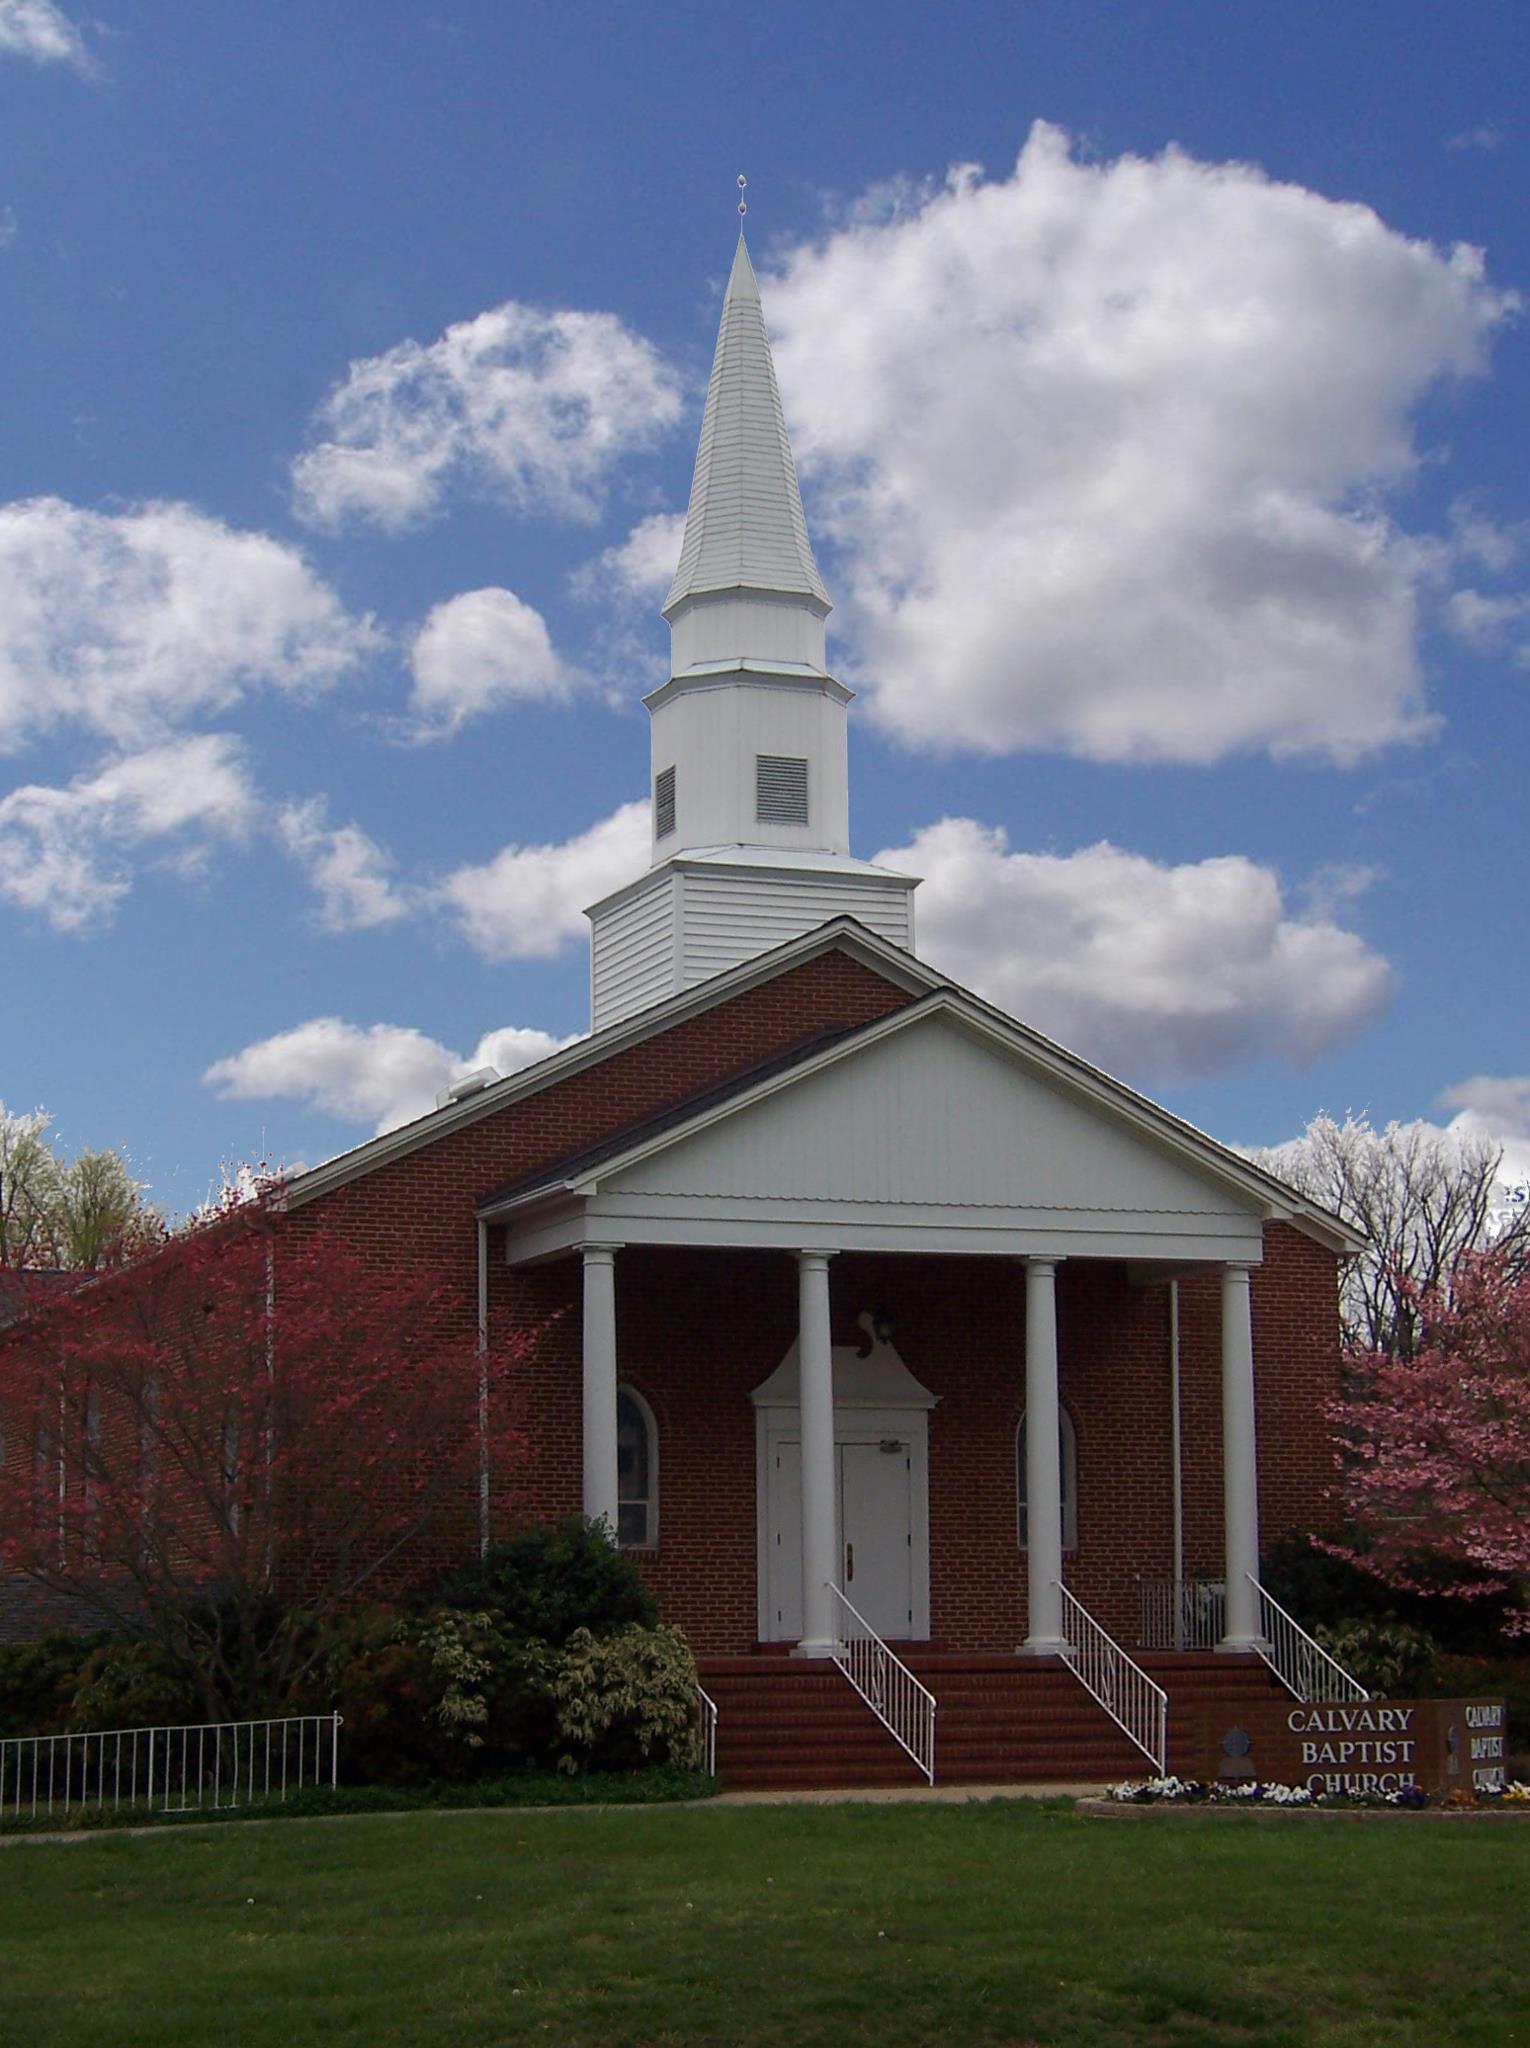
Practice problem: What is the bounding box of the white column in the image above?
[1218,1262,1263,1651]
[794,1250,838,1658]
[1019,1256,1067,1656]
[581,1244,621,1539]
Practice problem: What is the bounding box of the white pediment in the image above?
[752,1317,939,1411]
[600,1008,1262,1228]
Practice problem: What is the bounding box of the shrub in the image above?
[68,1638,203,1733]
[1425,1653,1530,1762]
[431,1518,658,1646]
[307,1606,556,1786]
[1313,1618,1439,1698]
[1261,1529,1515,1654]
[546,1623,702,1774]
[0,1630,104,1738]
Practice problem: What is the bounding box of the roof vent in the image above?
[436,1067,500,1110]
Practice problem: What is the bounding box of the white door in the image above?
[840,1441,914,1639]
[765,1439,914,1641]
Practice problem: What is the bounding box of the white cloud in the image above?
[437,799,650,961]
[205,1016,578,1136]
[0,498,379,751]
[1448,122,1507,154]
[275,799,411,931]
[0,0,85,67]
[765,124,1515,765]
[0,735,259,930]
[1443,587,1530,663]
[0,205,17,249]
[575,510,686,605]
[408,586,573,735]
[1440,1074,1530,1195]
[876,816,1394,1079]
[292,303,682,532]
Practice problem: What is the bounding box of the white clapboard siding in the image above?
[605,1010,1256,1225]
[590,873,677,1029]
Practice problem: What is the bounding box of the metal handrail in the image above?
[694,1684,718,1778]
[1136,1575,1225,1651]
[825,1583,937,1784]
[1247,1574,1370,1703]
[0,1711,342,1824]
[1056,1584,1168,1773]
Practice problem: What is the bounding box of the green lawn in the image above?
[2,1802,1526,2047]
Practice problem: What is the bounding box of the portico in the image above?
[478,976,1327,1661]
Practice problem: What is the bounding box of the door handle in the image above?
[846,1543,854,1582]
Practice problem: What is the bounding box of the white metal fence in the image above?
[1248,1575,1370,1704]
[826,1582,937,1784]
[0,1713,342,1825]
[1137,1576,1226,1651]
[694,1684,718,1778]
[1057,1583,1168,1773]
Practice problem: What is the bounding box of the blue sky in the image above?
[3,0,1528,1214]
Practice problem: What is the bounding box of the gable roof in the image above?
[280,917,939,1209]
[476,983,1365,1256]
[278,911,1359,1256]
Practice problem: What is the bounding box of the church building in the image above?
[278,232,1363,1786]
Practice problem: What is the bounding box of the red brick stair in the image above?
[698,1648,1289,1790]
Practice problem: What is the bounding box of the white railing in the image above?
[1137,1576,1226,1651]
[695,1684,718,1778]
[1248,1575,1369,1703]
[1056,1584,1168,1774]
[826,1583,937,1784]
[0,1713,342,1826]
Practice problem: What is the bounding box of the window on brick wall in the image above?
[1016,1408,1077,1552]
[616,1386,657,1549]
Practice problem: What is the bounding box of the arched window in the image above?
[616,1387,657,1550]
[1016,1409,1077,1552]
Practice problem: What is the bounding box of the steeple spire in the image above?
[663,233,830,619]
[583,213,917,1034]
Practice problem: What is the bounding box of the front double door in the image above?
[767,1437,915,1642]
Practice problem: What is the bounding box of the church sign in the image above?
[1193,1697,1508,1797]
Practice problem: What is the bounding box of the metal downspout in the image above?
[1169,1279,1184,1651]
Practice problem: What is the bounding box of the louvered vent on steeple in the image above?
[756,754,808,826]
[654,765,676,840]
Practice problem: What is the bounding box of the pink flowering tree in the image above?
[0,1193,531,1715]
[1331,1251,1530,1638]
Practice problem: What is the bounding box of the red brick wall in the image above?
[289,944,1344,1647]
[289,947,917,1586]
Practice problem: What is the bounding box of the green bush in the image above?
[0,1630,105,1738]
[1313,1618,1440,1698]
[68,1638,203,1733]
[431,1517,658,1646]
[308,1606,556,1786]
[546,1623,702,1774]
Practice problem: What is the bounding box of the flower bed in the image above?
[1100,1774,1530,1812]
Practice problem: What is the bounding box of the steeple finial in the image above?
[737,172,747,227]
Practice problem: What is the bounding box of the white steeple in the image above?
[663,236,830,623]
[586,226,917,1031]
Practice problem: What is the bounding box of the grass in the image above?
[0,1764,714,1835]
[2,1800,1527,2047]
